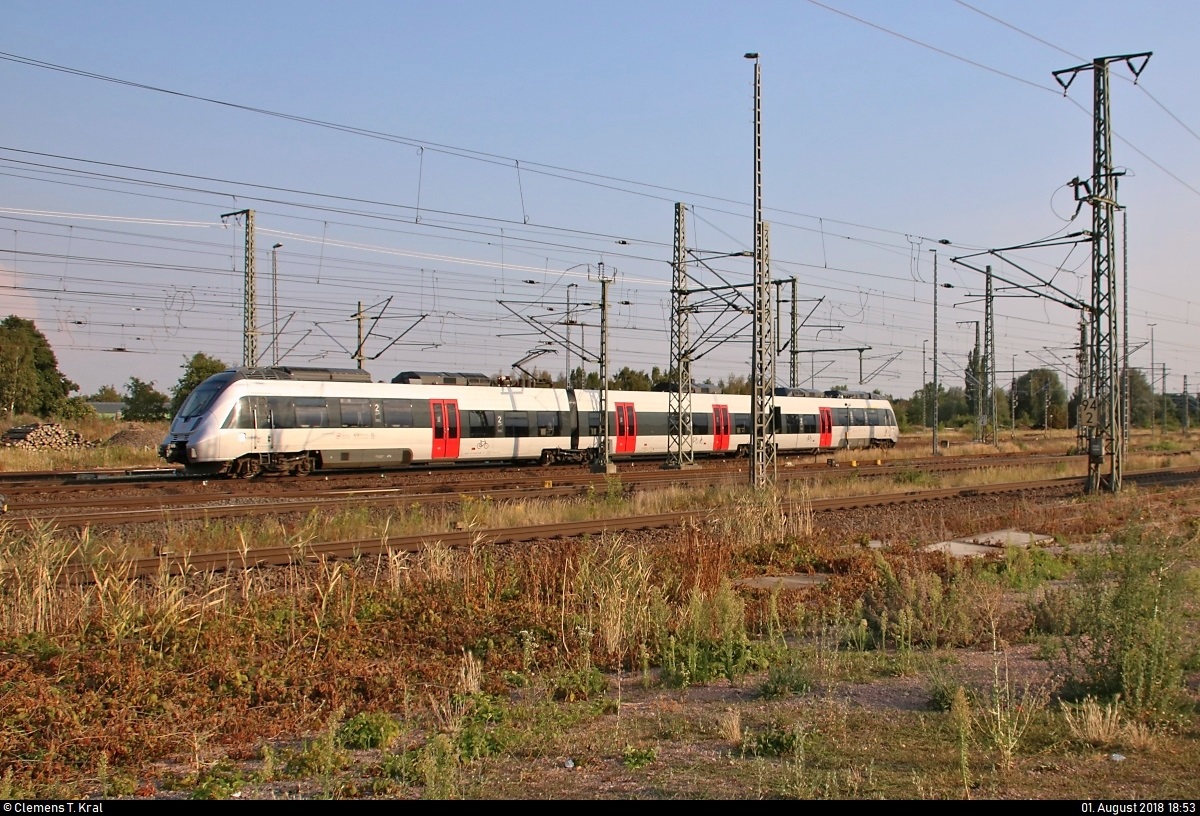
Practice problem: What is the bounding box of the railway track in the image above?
[4,450,1094,528]
[53,464,1200,582]
[0,445,1068,490]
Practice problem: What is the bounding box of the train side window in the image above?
[833,407,850,427]
[851,408,867,426]
[733,414,751,435]
[536,411,559,437]
[885,409,896,427]
[639,411,667,436]
[692,412,710,435]
[867,408,882,426]
[586,411,602,436]
[226,397,254,429]
[802,414,818,434]
[268,397,296,429]
[504,411,530,437]
[784,414,800,434]
[467,410,496,438]
[411,400,431,428]
[293,397,330,428]
[340,398,372,428]
[249,397,272,429]
[381,400,414,428]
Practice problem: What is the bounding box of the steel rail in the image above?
[56,465,1200,583]
[10,452,1086,528]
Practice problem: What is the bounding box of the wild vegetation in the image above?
[0,432,1197,799]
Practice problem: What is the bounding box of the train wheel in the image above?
[236,457,262,479]
[293,455,313,476]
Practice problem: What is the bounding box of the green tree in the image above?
[939,385,971,426]
[0,316,78,416]
[123,377,170,421]
[1014,368,1068,429]
[0,328,39,416]
[902,382,936,427]
[963,346,984,419]
[1125,368,1155,428]
[169,353,229,416]
[718,373,751,395]
[609,366,653,391]
[55,397,97,420]
[88,384,123,402]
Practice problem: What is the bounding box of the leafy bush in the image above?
[283,727,348,777]
[189,760,247,800]
[377,749,420,784]
[741,722,804,758]
[550,665,608,701]
[621,744,657,769]
[54,397,97,421]
[338,711,401,750]
[657,580,757,688]
[986,545,1070,591]
[760,649,813,698]
[860,553,997,649]
[1055,529,1193,718]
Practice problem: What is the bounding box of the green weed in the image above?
[656,579,757,688]
[1056,529,1193,718]
[189,760,247,800]
[550,665,608,701]
[760,648,813,698]
[741,722,805,759]
[283,726,348,778]
[417,733,460,800]
[621,744,658,769]
[337,711,402,750]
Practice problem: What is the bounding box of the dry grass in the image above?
[1060,696,1160,751]
[1062,696,1124,745]
[0,427,1197,799]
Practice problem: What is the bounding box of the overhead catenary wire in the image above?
[0,27,1191,394]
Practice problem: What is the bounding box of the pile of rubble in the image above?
[104,425,164,450]
[1,423,97,450]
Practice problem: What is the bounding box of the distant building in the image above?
[88,402,126,419]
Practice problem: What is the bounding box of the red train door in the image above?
[712,404,730,451]
[818,406,833,449]
[430,399,460,459]
[614,402,637,453]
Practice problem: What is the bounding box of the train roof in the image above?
[651,381,721,394]
[391,371,492,386]
[823,389,876,400]
[236,366,374,383]
[775,386,824,398]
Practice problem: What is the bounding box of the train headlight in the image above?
[189,447,198,460]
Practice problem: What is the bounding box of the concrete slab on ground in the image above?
[922,528,1054,558]
[735,574,828,590]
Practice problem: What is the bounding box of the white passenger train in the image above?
[159,367,899,477]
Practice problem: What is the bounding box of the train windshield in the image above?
[176,372,237,419]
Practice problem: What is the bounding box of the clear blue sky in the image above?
[3,1,1198,402]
